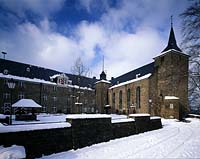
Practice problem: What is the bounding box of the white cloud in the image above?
[0,0,191,79]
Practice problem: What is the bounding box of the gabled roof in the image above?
[162,27,182,52]
[0,59,98,88]
[110,62,155,85]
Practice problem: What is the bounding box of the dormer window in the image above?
[136,74,140,78]
[26,67,30,72]
[3,69,8,75]
[57,74,69,86]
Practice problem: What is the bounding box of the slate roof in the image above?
[162,27,182,52]
[0,59,98,88]
[110,62,155,85]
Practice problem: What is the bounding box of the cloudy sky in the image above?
[0,0,192,79]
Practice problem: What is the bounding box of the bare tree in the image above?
[71,57,90,77]
[180,1,200,112]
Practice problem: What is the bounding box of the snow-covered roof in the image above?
[12,99,42,108]
[0,73,57,85]
[0,73,94,91]
[49,74,61,79]
[109,73,151,89]
[66,114,111,119]
[153,49,189,59]
[164,96,179,100]
[0,114,6,119]
[0,122,71,133]
[129,113,150,117]
[95,80,111,84]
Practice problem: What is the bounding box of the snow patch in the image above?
[164,96,179,100]
[129,113,150,117]
[66,114,111,119]
[0,145,26,159]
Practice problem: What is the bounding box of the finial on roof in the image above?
[171,15,173,28]
[102,55,104,72]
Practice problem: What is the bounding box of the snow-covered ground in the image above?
[40,118,200,159]
[0,145,26,159]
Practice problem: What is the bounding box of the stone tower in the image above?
[153,26,189,119]
[95,71,111,113]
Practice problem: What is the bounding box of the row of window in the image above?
[112,87,141,110]
[3,92,24,100]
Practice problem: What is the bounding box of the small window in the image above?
[136,86,141,109]
[170,104,174,109]
[53,96,57,102]
[42,105,47,112]
[26,67,30,72]
[119,91,122,110]
[161,56,164,64]
[18,81,24,88]
[3,93,10,99]
[43,95,48,101]
[18,92,24,99]
[3,69,8,75]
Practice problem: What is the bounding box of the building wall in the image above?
[108,78,150,114]
[0,78,96,114]
[95,82,110,113]
[154,51,189,118]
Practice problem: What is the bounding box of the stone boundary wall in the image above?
[0,117,162,158]
[0,127,72,158]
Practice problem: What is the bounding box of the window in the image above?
[136,86,141,108]
[170,104,174,109]
[3,93,10,99]
[119,91,122,110]
[112,93,115,108]
[4,103,11,114]
[52,104,57,113]
[18,81,24,88]
[43,95,48,101]
[42,105,47,112]
[26,67,30,72]
[161,56,164,64]
[53,86,57,91]
[53,96,57,102]
[18,92,24,99]
[127,89,131,108]
[3,69,8,75]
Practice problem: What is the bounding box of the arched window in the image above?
[119,90,122,110]
[127,89,131,108]
[112,92,115,109]
[136,86,141,108]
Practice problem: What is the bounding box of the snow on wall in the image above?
[0,122,71,133]
[66,114,111,119]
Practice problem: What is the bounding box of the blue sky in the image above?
[0,0,192,79]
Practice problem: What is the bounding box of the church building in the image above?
[0,25,189,119]
[96,25,189,120]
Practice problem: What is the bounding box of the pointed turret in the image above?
[162,20,182,52]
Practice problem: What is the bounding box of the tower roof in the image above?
[162,26,182,53]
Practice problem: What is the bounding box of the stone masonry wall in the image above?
[0,127,72,159]
[0,117,162,158]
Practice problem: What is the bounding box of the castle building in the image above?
[0,25,189,119]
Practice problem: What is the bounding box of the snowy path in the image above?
[40,118,200,159]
